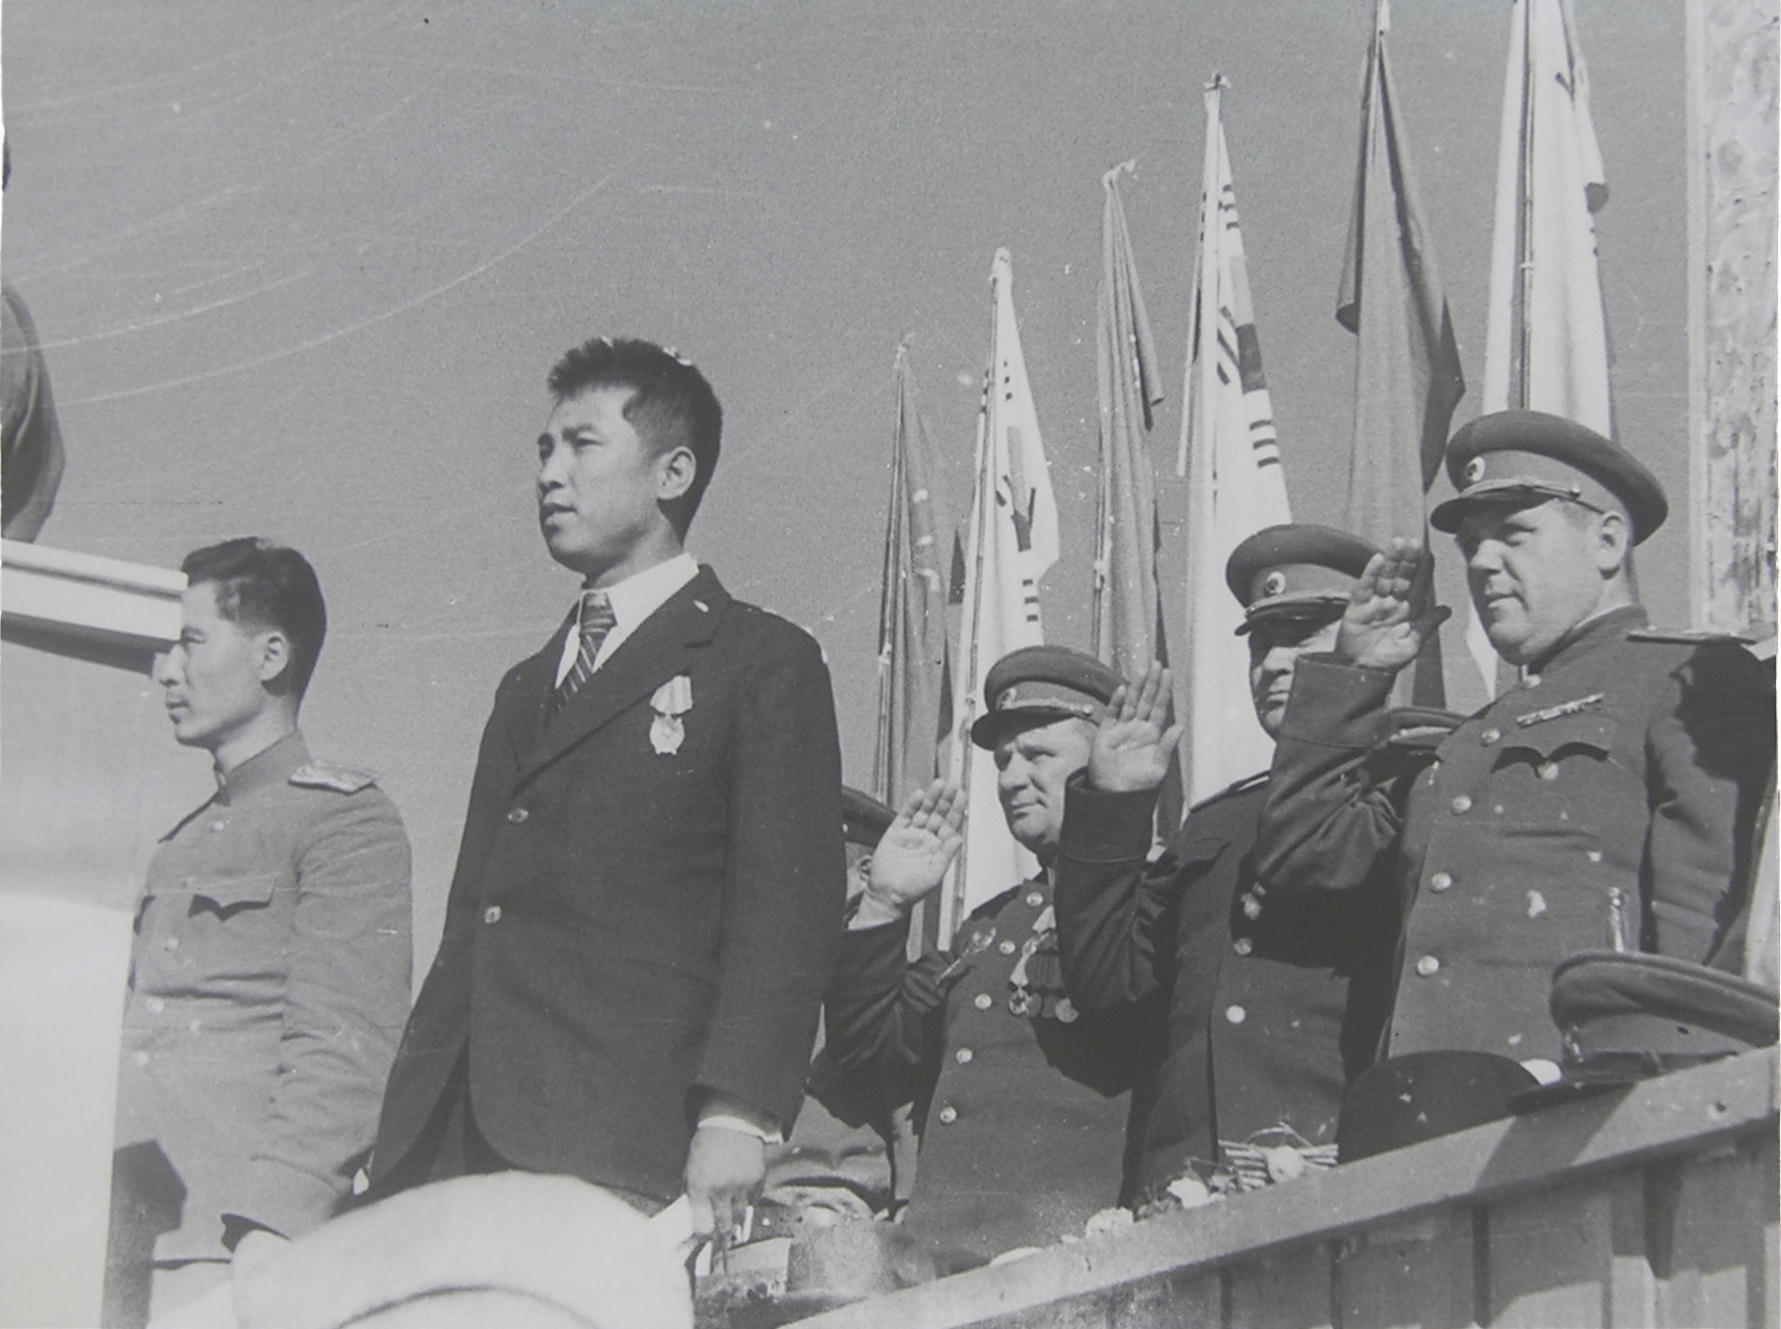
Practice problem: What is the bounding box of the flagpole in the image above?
[873,344,909,801]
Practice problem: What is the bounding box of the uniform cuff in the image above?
[827,920,912,1001]
[1278,655,1395,747]
[1060,776,1159,864]
[226,1158,345,1244]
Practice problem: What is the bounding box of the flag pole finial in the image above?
[1101,158,1137,190]
[1205,71,1231,93]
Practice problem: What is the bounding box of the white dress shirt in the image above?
[552,551,700,687]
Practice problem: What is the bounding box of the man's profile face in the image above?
[1455,498,1613,665]
[155,582,274,753]
[1247,615,1342,739]
[993,716,1094,857]
[537,384,671,585]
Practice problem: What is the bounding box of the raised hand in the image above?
[851,779,965,929]
[1088,663,1184,794]
[1336,538,1451,673]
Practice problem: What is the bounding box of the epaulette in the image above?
[1627,627,1755,646]
[1381,705,1466,752]
[289,761,379,794]
[1189,769,1268,813]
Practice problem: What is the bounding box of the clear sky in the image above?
[3,0,1692,956]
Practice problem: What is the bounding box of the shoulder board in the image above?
[1627,627,1755,646]
[289,761,378,794]
[1189,769,1268,813]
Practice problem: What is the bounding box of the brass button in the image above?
[145,997,166,1014]
[973,992,993,1010]
[1429,872,1453,892]
[210,819,227,832]
[1225,1005,1247,1024]
[937,1106,958,1125]
[163,937,180,951]
[1537,762,1560,781]
[1415,955,1440,977]
[998,939,1017,956]
[1450,795,1473,815]
[133,1051,150,1067]
[1480,728,1501,745]
[1232,937,1253,956]
[506,808,529,825]
[483,905,503,924]
[1025,891,1044,908]
[1241,894,1263,920]
[954,1047,974,1065]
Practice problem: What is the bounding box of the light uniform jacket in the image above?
[371,567,844,1204]
[113,732,412,1261]
[1055,774,1394,1196]
[815,876,1160,1258]
[1258,605,1775,1062]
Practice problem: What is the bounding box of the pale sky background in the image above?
[3,0,1693,958]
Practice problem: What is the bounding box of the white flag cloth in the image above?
[1472,0,1612,692]
[1177,81,1292,806]
[943,248,1060,938]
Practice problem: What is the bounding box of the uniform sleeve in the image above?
[1646,644,1777,963]
[1255,655,1404,894]
[1053,777,1181,1011]
[694,626,846,1131]
[225,790,413,1239]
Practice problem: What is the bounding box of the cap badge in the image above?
[1464,456,1487,485]
[1261,571,1287,598]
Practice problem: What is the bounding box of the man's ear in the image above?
[255,629,295,689]
[1594,508,1632,575]
[655,445,698,504]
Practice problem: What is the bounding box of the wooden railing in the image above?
[801,1047,1778,1329]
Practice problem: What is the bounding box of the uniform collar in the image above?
[215,731,309,805]
[1523,603,1647,682]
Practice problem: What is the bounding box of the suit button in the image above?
[1225,1005,1246,1024]
[954,1047,973,1065]
[1450,795,1473,814]
[937,1105,958,1125]
[1232,937,1253,956]
[1025,891,1044,908]
[483,905,503,924]
[973,993,993,1010]
[1480,728,1501,745]
[1429,872,1453,892]
[506,808,529,825]
[1415,954,1440,977]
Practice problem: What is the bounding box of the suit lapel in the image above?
[502,615,572,767]
[519,567,728,783]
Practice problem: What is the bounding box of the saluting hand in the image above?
[1089,664,1184,794]
[1336,538,1451,673]
[851,780,965,929]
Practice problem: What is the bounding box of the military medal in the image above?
[649,675,693,754]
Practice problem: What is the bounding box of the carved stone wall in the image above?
[1688,0,1779,638]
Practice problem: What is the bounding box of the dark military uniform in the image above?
[1056,773,1395,1196]
[816,873,1158,1258]
[112,733,412,1265]
[1262,606,1773,1062]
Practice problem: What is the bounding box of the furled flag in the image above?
[1471,0,1612,693]
[1093,160,1168,680]
[1337,0,1468,710]
[1177,78,1293,806]
[942,249,1060,941]
[874,343,953,954]
[873,342,953,811]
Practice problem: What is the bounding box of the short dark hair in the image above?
[181,538,327,695]
[546,336,722,532]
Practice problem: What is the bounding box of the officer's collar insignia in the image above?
[1516,692,1605,727]
[1464,456,1487,485]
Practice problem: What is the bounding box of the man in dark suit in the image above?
[369,337,845,1241]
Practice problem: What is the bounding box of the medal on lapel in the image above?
[650,675,693,754]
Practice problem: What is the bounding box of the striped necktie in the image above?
[555,589,617,709]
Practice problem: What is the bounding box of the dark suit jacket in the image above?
[372,566,845,1202]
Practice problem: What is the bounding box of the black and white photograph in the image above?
[0,2,1775,1326]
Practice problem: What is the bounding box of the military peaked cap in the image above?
[1430,410,1668,543]
[970,645,1122,749]
[839,786,895,848]
[1225,523,1378,635]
